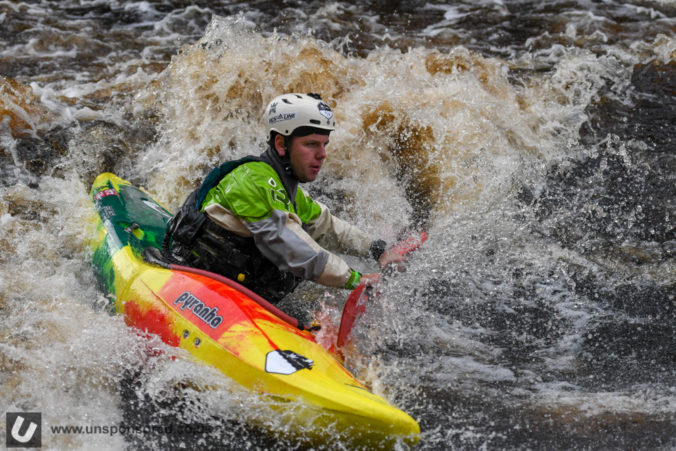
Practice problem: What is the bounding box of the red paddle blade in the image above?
[336,230,428,349]
[391,230,428,256]
[336,283,369,348]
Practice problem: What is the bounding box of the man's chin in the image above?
[301,172,319,183]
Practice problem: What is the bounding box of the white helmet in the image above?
[265,93,336,138]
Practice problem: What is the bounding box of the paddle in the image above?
[336,231,428,349]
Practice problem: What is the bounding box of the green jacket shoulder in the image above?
[202,161,322,223]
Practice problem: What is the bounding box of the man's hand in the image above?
[359,273,381,286]
[377,248,407,271]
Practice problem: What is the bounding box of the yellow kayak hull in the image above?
[90,173,419,445]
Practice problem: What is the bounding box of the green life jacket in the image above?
[164,155,301,303]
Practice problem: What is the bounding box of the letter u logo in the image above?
[6,412,41,448]
[11,416,37,443]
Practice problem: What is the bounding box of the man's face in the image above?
[277,133,329,182]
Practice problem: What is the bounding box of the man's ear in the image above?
[274,134,286,157]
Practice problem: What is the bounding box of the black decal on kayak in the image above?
[174,291,224,330]
[265,350,314,375]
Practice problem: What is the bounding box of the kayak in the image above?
[89,172,420,445]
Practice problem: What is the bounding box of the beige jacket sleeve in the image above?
[204,203,358,288]
[306,201,373,259]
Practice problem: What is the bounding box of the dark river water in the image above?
[1,1,674,449]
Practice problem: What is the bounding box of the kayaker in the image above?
[164,93,404,303]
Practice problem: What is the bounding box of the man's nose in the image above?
[316,145,327,159]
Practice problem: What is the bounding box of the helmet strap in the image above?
[282,138,293,173]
